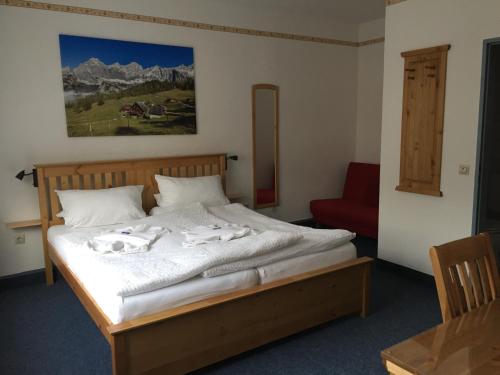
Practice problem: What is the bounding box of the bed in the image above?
[36,154,373,375]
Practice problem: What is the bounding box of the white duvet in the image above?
[55,203,354,297]
[55,203,300,297]
[201,204,356,276]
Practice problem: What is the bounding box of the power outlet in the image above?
[15,233,26,245]
[459,164,470,176]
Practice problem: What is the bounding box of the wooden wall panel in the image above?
[396,44,450,197]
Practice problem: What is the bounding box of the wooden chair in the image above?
[429,233,500,322]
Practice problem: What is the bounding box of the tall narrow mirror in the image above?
[252,84,279,209]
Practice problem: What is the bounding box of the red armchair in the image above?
[310,162,380,239]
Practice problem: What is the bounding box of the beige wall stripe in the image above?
[0,0,384,47]
[358,37,385,47]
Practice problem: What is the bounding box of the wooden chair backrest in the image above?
[429,233,500,322]
[36,154,227,227]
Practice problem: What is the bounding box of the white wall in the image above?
[355,18,385,164]
[379,0,500,274]
[0,1,366,276]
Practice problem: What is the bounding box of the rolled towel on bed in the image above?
[89,224,168,254]
[181,224,255,247]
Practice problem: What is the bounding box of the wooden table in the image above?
[381,299,500,374]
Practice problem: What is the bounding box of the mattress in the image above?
[48,225,259,324]
[48,203,357,324]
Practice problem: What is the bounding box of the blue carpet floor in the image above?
[0,238,442,375]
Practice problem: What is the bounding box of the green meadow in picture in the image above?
[59,35,196,136]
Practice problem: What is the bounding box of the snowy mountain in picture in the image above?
[62,57,195,101]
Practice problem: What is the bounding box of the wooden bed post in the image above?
[41,225,54,285]
[219,154,227,193]
[36,167,54,285]
[361,261,371,318]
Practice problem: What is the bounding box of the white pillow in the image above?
[55,185,146,227]
[155,175,229,209]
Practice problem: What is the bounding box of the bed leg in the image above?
[111,335,128,375]
[360,262,371,317]
[42,238,54,285]
[45,259,54,285]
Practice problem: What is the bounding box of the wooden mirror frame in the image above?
[252,83,279,209]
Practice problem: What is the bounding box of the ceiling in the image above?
[213,0,386,25]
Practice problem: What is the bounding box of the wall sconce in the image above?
[225,155,238,170]
[16,168,38,187]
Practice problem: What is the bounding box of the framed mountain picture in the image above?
[59,35,196,136]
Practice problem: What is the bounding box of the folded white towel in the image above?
[89,224,168,254]
[181,223,254,247]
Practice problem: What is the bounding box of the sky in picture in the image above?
[59,34,194,68]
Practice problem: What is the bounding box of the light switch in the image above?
[459,164,470,176]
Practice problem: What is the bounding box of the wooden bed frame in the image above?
[36,153,373,375]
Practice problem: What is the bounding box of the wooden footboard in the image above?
[108,257,372,375]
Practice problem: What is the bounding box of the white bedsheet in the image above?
[49,224,356,324]
[49,203,357,324]
[50,203,304,297]
[48,224,259,324]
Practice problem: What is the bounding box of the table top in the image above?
[381,299,500,375]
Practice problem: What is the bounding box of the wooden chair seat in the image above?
[430,232,500,322]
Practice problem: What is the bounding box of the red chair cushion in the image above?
[342,162,380,207]
[310,198,378,239]
[256,188,275,205]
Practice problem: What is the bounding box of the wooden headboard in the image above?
[36,154,227,228]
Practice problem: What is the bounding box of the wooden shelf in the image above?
[5,219,42,229]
